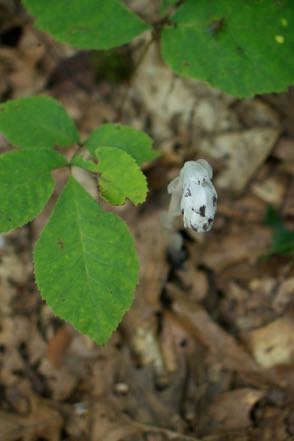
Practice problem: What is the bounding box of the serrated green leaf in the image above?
[161,0,294,97]
[85,123,159,165]
[23,0,149,50]
[0,96,79,149]
[0,149,67,233]
[34,177,139,345]
[96,147,148,205]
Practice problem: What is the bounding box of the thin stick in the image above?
[130,419,202,441]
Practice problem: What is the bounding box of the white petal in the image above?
[196,159,213,179]
[168,188,182,217]
[181,161,211,184]
[167,176,181,194]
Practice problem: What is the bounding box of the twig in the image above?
[115,35,156,120]
[129,419,202,441]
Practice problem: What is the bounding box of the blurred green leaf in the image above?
[161,0,294,97]
[0,96,79,149]
[23,0,150,50]
[161,0,180,16]
[265,205,294,256]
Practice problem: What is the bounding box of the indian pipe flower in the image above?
[167,159,217,233]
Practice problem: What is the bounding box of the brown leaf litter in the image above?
[0,3,294,440]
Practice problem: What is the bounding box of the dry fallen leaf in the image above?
[244,315,294,368]
[0,393,63,441]
[209,388,264,430]
[200,226,271,272]
[199,128,280,193]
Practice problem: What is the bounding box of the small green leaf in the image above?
[34,177,139,345]
[0,149,67,233]
[96,147,148,205]
[161,0,294,97]
[265,205,294,256]
[85,123,159,165]
[0,96,79,149]
[71,154,98,173]
[23,0,150,50]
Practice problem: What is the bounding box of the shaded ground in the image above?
[0,2,293,440]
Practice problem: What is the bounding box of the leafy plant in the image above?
[22,0,294,97]
[1,0,293,346]
[0,96,159,344]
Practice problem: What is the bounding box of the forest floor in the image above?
[0,2,293,440]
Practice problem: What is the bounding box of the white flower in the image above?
[167,160,217,232]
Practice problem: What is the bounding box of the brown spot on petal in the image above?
[185,188,191,197]
[208,218,213,224]
[199,205,206,217]
[212,196,217,207]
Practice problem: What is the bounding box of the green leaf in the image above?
[85,123,159,165]
[96,147,148,205]
[161,0,294,97]
[265,205,294,256]
[0,96,79,149]
[70,154,98,173]
[34,177,139,345]
[0,149,67,233]
[23,0,150,50]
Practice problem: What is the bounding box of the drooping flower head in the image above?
[167,160,217,232]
